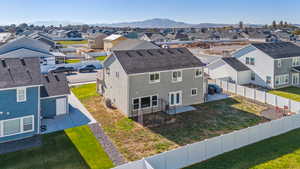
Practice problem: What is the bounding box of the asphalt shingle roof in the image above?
[222,57,250,71]
[111,39,160,51]
[113,48,205,74]
[40,72,70,97]
[252,42,300,59]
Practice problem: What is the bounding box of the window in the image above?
[251,72,255,81]
[191,88,197,96]
[277,60,282,68]
[149,72,160,83]
[17,88,26,102]
[3,119,21,136]
[292,57,300,67]
[266,76,272,84]
[195,69,203,78]
[152,95,158,107]
[23,117,33,132]
[133,98,139,110]
[115,72,119,78]
[141,97,151,108]
[169,91,182,106]
[106,68,110,75]
[172,71,182,82]
[275,74,289,85]
[250,57,255,65]
[246,57,250,64]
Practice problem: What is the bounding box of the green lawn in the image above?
[185,128,300,169]
[0,125,114,169]
[269,87,300,101]
[57,40,88,45]
[71,84,268,161]
[65,59,81,64]
[96,56,107,61]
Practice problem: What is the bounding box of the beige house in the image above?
[88,33,108,49]
[103,34,127,52]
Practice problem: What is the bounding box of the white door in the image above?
[56,98,67,116]
[169,91,182,106]
[292,73,299,85]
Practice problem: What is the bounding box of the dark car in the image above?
[208,84,222,94]
[78,65,96,73]
[49,66,76,74]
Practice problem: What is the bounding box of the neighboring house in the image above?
[111,39,160,51]
[0,57,69,143]
[0,36,56,65]
[103,34,127,52]
[231,42,300,89]
[87,33,107,49]
[83,51,107,59]
[207,57,252,85]
[166,32,189,41]
[139,33,166,42]
[97,48,206,117]
[0,32,14,44]
[28,32,57,49]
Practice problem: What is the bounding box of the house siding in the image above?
[41,96,68,118]
[0,87,39,143]
[128,68,205,117]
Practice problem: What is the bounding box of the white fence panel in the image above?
[221,81,228,91]
[259,122,272,140]
[277,97,290,109]
[236,85,245,96]
[245,87,255,100]
[113,159,147,169]
[282,116,294,133]
[272,119,285,136]
[228,83,236,93]
[165,147,189,169]
[266,93,277,106]
[187,141,206,165]
[146,153,166,169]
[205,136,222,159]
[234,129,249,148]
[216,80,222,87]
[291,100,300,113]
[145,160,155,169]
[255,90,266,103]
[221,132,236,153]
[248,125,260,144]
[293,113,300,128]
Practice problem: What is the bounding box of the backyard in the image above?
[0,125,114,169]
[185,128,300,169]
[96,56,107,61]
[71,84,269,161]
[269,86,300,101]
[57,40,88,45]
[65,59,81,64]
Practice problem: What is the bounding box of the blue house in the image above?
[0,57,69,143]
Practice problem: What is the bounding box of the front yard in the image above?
[269,86,300,101]
[71,84,268,161]
[185,128,300,169]
[0,125,114,169]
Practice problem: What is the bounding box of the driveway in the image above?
[67,72,97,84]
[41,93,97,134]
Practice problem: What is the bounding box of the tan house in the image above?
[103,34,127,52]
[88,33,108,49]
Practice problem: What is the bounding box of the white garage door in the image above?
[56,98,67,116]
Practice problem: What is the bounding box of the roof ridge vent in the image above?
[147,50,153,56]
[177,48,184,54]
[20,58,26,66]
[1,59,7,68]
[157,50,164,55]
[136,51,143,56]
[126,51,132,57]
[54,75,60,81]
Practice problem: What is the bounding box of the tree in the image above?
[272,20,277,28]
[239,21,244,30]
[293,29,300,35]
[279,21,284,28]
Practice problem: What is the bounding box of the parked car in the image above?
[78,65,96,73]
[208,84,222,94]
[49,66,76,74]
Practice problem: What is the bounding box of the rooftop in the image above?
[252,42,300,59]
[222,57,250,71]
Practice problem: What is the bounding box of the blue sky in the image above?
[0,0,299,25]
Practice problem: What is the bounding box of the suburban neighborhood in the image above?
[2,1,300,169]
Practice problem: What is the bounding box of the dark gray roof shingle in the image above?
[111,39,160,51]
[222,57,250,71]
[252,42,300,59]
[113,48,205,74]
[40,72,70,97]
[0,57,42,89]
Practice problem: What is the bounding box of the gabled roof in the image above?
[222,57,250,71]
[0,36,51,56]
[111,39,160,51]
[103,34,124,41]
[113,48,205,74]
[40,72,70,97]
[251,42,300,59]
[0,48,53,58]
[0,57,42,89]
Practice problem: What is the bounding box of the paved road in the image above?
[67,72,97,84]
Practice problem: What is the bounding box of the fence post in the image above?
[289,99,291,111]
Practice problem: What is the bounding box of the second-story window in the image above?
[17,87,26,102]
[172,71,182,82]
[250,57,255,65]
[149,72,160,83]
[292,57,300,67]
[277,60,282,68]
[195,69,203,78]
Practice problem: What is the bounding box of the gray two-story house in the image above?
[97,48,206,117]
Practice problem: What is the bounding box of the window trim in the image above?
[191,88,198,96]
[275,74,289,85]
[169,91,182,106]
[172,70,183,83]
[149,72,160,84]
[0,115,34,138]
[16,87,27,102]
[132,94,159,110]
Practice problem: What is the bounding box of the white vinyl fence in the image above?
[213,79,300,113]
[113,113,300,169]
